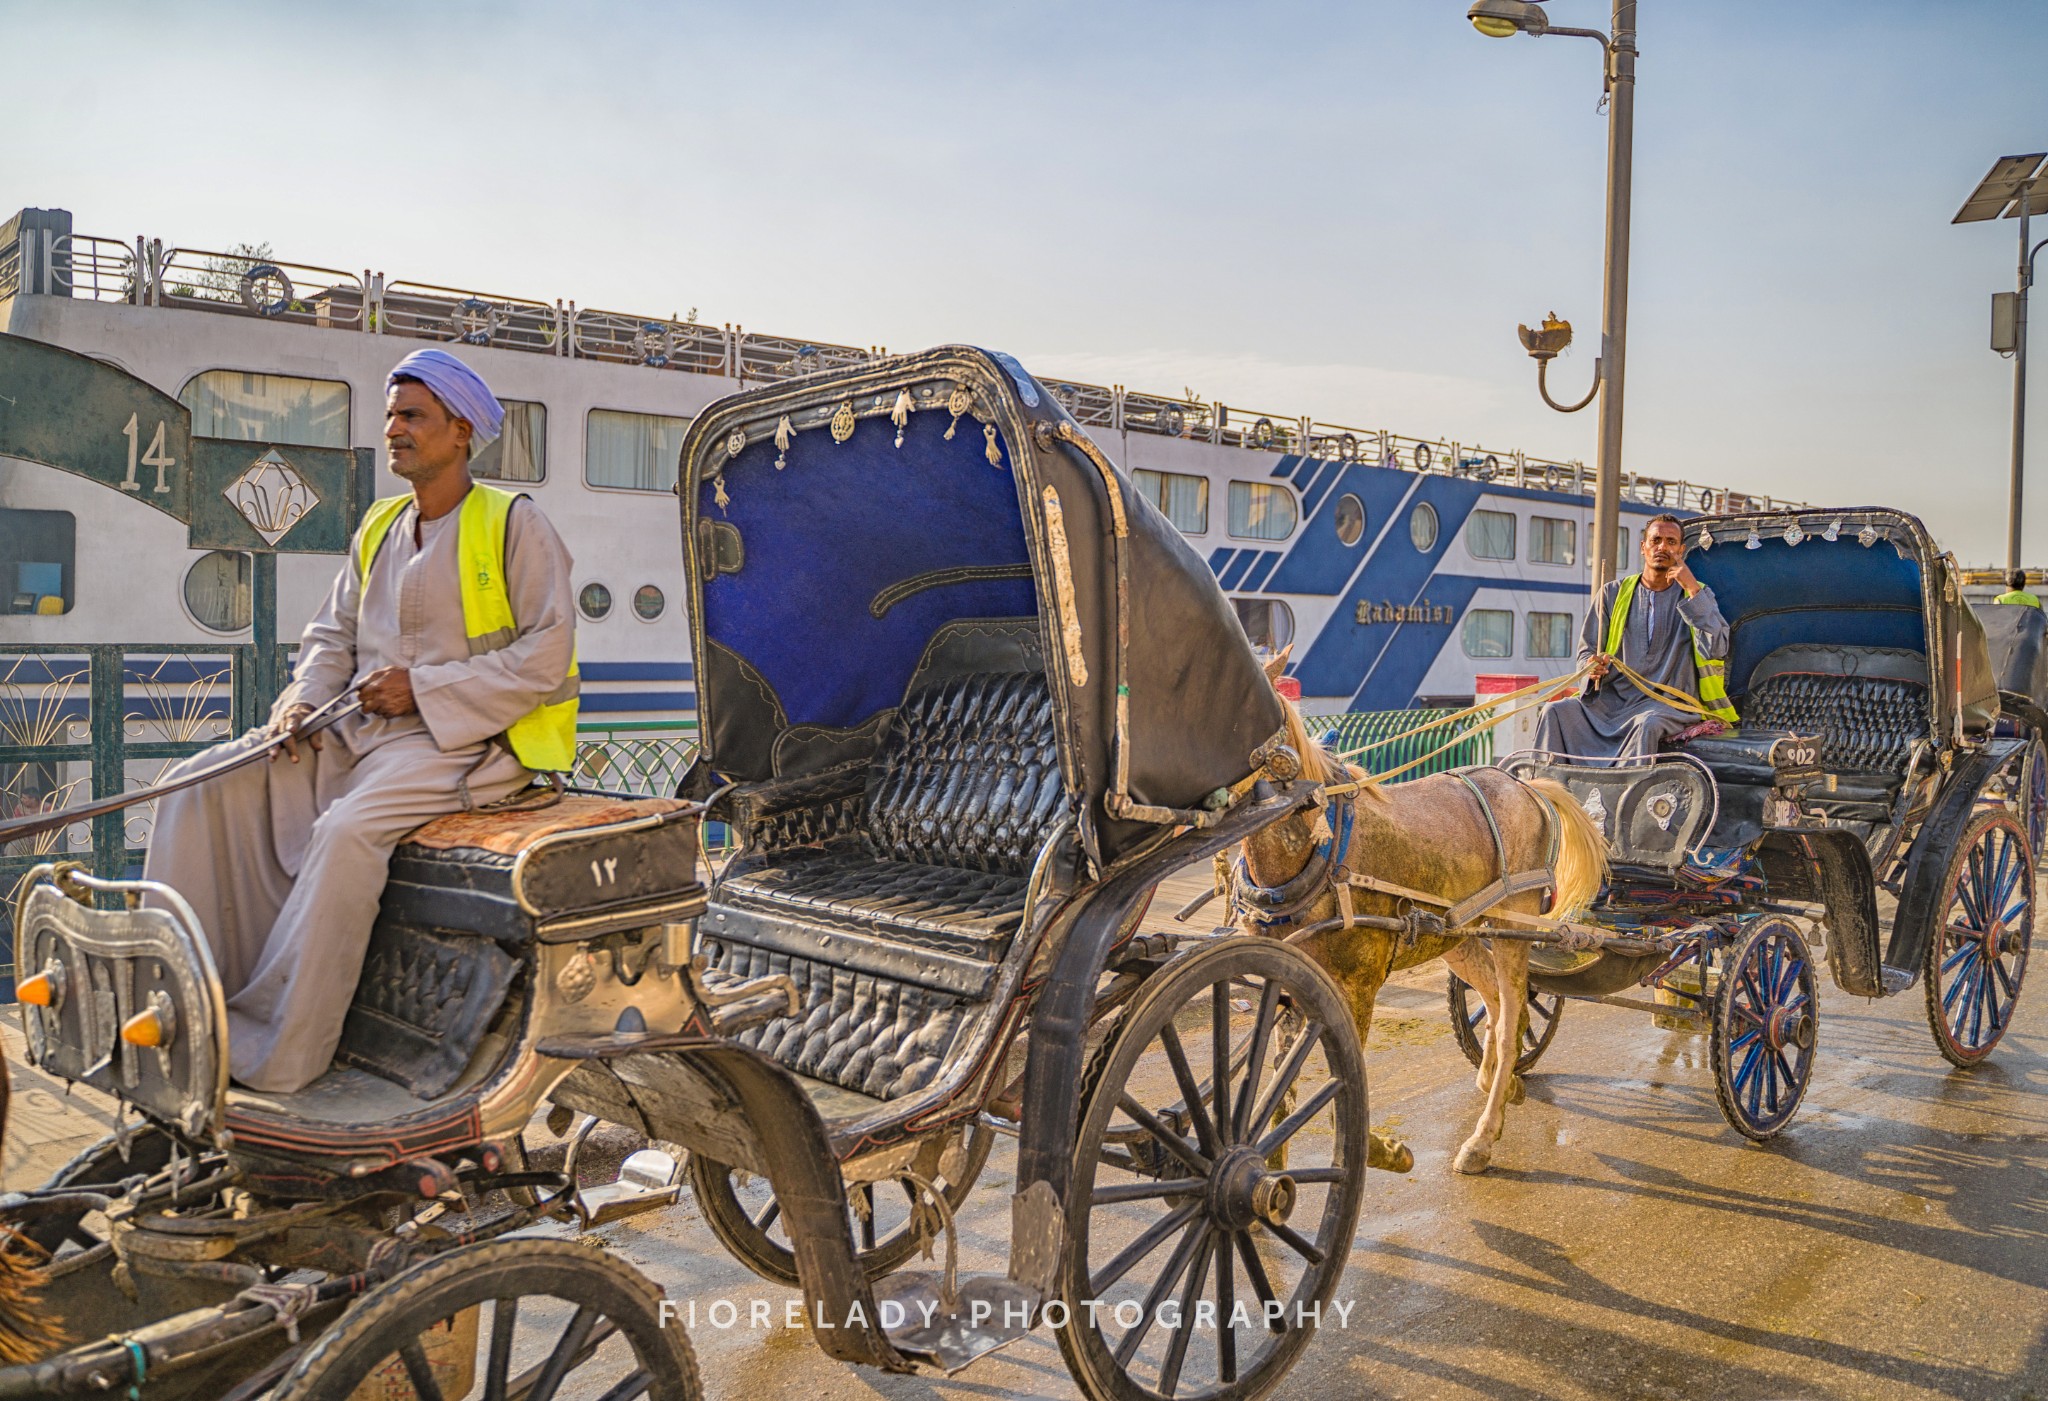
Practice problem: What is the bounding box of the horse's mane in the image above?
[1277,691,1372,790]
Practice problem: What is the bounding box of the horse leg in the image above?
[1441,941,1500,1096]
[1347,960,1415,1174]
[1454,940,1531,1174]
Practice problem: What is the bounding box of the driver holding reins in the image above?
[1534,512,1736,761]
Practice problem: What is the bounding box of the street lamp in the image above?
[1954,153,2048,571]
[1469,0,1638,593]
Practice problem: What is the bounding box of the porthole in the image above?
[579,582,613,621]
[1409,502,1439,552]
[1334,493,1366,547]
[182,550,252,633]
[633,584,666,621]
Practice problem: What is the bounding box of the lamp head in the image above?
[1468,0,1550,37]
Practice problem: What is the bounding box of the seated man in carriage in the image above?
[1535,512,1737,760]
[143,350,578,1095]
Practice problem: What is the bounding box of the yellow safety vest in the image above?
[1994,590,2041,608]
[355,484,580,771]
[1604,573,1738,725]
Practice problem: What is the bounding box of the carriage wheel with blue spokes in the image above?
[1446,974,1564,1073]
[1924,809,2033,1068]
[1710,916,1818,1141]
[2024,739,2047,861]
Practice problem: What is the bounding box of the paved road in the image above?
[6,876,2042,1400]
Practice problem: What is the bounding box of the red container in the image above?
[1275,676,1302,701]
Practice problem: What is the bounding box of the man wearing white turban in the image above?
[144,350,578,1093]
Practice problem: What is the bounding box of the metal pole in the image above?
[1591,0,1636,593]
[2011,185,2031,571]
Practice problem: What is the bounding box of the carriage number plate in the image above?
[1769,737,1821,775]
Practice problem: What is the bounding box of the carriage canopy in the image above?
[675,346,1286,861]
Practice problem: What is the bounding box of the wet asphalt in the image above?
[532,891,2048,1401]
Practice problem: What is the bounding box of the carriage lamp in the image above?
[1468,0,1550,37]
[121,994,177,1050]
[16,962,64,1009]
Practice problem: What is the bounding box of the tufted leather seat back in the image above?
[862,671,1066,876]
[1741,671,1929,772]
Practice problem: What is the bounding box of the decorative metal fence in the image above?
[1302,707,1494,781]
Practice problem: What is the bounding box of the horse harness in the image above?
[1232,765,1562,937]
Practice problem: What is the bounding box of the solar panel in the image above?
[1953,153,2048,224]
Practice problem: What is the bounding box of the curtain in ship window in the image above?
[180,371,350,448]
[1531,516,1577,565]
[473,401,547,482]
[1466,509,1516,561]
[1526,611,1573,659]
[586,409,689,492]
[183,550,252,632]
[1462,609,1513,659]
[1228,481,1298,541]
[1133,469,1209,534]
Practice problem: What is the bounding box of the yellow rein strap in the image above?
[1606,657,1718,721]
[1335,665,1590,760]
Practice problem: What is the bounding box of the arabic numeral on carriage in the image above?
[120,412,176,493]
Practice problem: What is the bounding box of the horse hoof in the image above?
[1507,1074,1526,1106]
[1367,1131,1414,1174]
[1453,1143,1493,1175]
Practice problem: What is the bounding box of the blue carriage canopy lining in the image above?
[679,346,1287,854]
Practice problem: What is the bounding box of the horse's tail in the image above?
[0,1056,62,1363]
[1529,777,1607,920]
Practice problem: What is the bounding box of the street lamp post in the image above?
[1469,0,1638,593]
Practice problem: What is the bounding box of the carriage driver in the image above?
[1533,512,1736,761]
[144,349,578,1095]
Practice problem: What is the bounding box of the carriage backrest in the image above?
[1739,644,1929,773]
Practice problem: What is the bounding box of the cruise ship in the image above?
[0,205,1798,717]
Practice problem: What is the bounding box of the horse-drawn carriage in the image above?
[1453,507,2035,1139]
[2,346,1371,1400]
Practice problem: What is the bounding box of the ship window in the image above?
[182,550,252,633]
[472,400,547,482]
[1408,502,1439,552]
[2,508,75,615]
[1467,509,1516,561]
[1133,469,1209,534]
[586,409,689,492]
[180,370,350,448]
[1527,611,1574,659]
[1333,494,1366,547]
[1531,515,1577,565]
[1232,598,1295,656]
[1618,525,1631,561]
[633,584,666,621]
[1462,609,1513,659]
[1227,482,1298,541]
[579,582,613,620]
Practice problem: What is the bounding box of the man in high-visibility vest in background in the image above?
[145,349,577,1093]
[1993,568,2041,608]
[1535,512,1735,761]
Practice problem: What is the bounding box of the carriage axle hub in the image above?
[1766,1004,1815,1053]
[1209,1147,1295,1229]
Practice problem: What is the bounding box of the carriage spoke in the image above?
[523,1305,599,1401]
[1158,1229,1215,1398]
[1157,1024,1219,1158]
[1091,1178,1206,1205]
[1111,1217,1210,1366]
[1255,1080,1342,1158]
[483,1296,518,1401]
[1231,1228,1286,1332]
[1232,979,1285,1143]
[1117,1095,1212,1176]
[397,1339,446,1401]
[1243,1020,1323,1136]
[1091,1199,1205,1296]
[750,1196,781,1234]
[1213,982,1234,1145]
[591,1372,655,1401]
[1215,1212,1238,1385]
[1261,1217,1326,1266]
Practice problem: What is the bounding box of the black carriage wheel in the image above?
[687,1119,995,1288]
[1055,937,1367,1401]
[2023,738,2047,862]
[1446,974,1564,1074]
[1710,916,1818,1142]
[1923,810,2033,1068]
[271,1238,698,1401]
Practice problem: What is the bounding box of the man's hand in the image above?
[1675,563,1702,597]
[1587,652,1616,682]
[358,667,418,718]
[267,702,323,764]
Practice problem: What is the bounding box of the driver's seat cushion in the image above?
[702,670,1064,1102]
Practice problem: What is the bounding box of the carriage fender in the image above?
[1011,784,1311,1293]
[1758,831,1882,997]
[1890,745,2013,976]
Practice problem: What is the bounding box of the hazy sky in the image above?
[7,1,2043,560]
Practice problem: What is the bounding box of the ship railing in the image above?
[1119,388,1212,441]
[33,234,141,304]
[1207,405,1309,454]
[572,310,730,376]
[372,277,561,351]
[146,245,367,328]
[733,329,880,384]
[0,239,18,302]
[1040,378,1118,428]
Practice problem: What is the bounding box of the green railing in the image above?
[1303,707,1493,781]
[573,719,700,797]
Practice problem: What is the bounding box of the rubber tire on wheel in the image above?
[688,1120,994,1287]
[1446,974,1564,1073]
[271,1238,698,1401]
[2021,738,2047,862]
[1055,936,1367,1401]
[1710,916,1818,1142]
[1924,809,2033,1068]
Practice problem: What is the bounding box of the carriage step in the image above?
[871,1271,1041,1374]
[573,1147,684,1227]
[1880,965,1916,994]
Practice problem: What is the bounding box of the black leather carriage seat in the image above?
[1678,645,1929,814]
[701,670,1066,1106]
